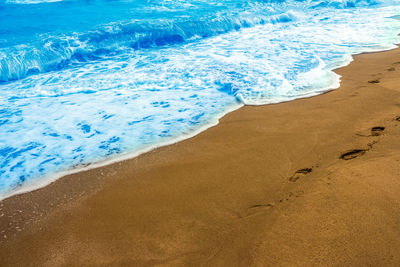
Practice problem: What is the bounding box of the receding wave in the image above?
[0,0,400,198]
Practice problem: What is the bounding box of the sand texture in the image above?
[1,48,400,266]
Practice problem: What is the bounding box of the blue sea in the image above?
[0,0,399,198]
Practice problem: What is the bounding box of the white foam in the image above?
[0,103,242,200]
[1,1,400,198]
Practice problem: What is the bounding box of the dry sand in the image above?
[0,48,400,266]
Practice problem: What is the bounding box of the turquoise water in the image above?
[0,0,400,198]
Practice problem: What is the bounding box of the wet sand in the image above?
[1,48,400,266]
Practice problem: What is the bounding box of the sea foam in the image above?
[0,0,400,198]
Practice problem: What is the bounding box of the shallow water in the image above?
[0,0,400,197]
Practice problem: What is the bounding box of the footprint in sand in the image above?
[396,116,400,122]
[289,168,312,182]
[371,126,385,136]
[356,126,385,137]
[388,67,396,71]
[341,125,384,159]
[340,149,367,160]
[243,203,274,218]
[368,79,380,84]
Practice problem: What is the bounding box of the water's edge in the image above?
[1,43,398,201]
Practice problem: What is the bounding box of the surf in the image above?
[0,0,400,198]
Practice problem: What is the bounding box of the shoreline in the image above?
[1,47,400,265]
[0,103,244,201]
[2,44,397,202]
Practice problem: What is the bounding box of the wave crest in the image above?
[0,11,297,83]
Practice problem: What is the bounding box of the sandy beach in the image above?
[0,47,400,266]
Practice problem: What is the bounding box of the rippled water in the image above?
[0,0,400,198]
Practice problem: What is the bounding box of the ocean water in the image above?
[0,0,400,198]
